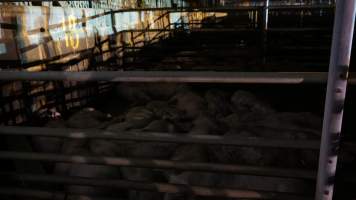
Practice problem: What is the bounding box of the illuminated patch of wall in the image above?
[0,3,219,66]
[0,7,19,61]
[0,43,6,55]
[48,8,66,55]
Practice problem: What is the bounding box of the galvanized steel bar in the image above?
[315,1,356,200]
[0,126,321,149]
[0,71,352,84]
[0,173,312,200]
[0,151,316,179]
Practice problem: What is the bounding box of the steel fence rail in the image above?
[0,71,355,84]
[0,126,321,149]
[0,172,313,200]
[0,151,316,179]
[0,187,123,200]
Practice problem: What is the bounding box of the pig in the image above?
[164,144,210,200]
[230,90,274,117]
[115,83,151,105]
[166,171,313,200]
[95,106,156,157]
[143,83,183,100]
[66,161,121,197]
[204,89,232,118]
[31,119,66,154]
[106,106,155,132]
[54,108,123,198]
[189,114,221,135]
[63,107,112,158]
[146,101,190,132]
[212,111,321,168]
[115,83,182,105]
[169,88,207,119]
[121,166,165,200]
[166,142,312,200]
[65,107,111,129]
[164,112,215,200]
[146,101,182,121]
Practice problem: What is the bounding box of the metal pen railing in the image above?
[0,1,354,200]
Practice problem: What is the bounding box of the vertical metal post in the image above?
[315,1,356,200]
[263,0,269,31]
[261,0,269,64]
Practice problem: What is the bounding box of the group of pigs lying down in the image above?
[32,83,323,200]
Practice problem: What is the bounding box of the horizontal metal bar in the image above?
[0,2,334,10]
[124,51,254,58]
[269,5,334,10]
[123,27,331,33]
[0,173,312,200]
[124,44,253,49]
[0,71,354,84]
[0,187,120,200]
[123,28,255,33]
[113,5,329,13]
[268,46,330,51]
[0,151,316,179]
[0,126,320,149]
[0,187,61,200]
[268,28,332,32]
[0,0,85,1]
[168,6,263,11]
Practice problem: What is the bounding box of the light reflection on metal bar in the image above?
[0,71,354,84]
[0,151,316,179]
[263,0,270,31]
